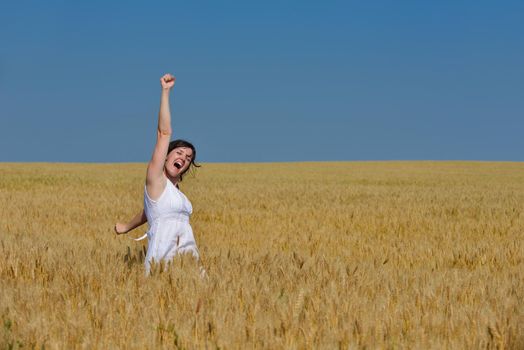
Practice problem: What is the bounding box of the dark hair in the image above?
[167,139,200,181]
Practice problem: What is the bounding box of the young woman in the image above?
[115,74,200,274]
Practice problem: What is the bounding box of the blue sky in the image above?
[1,1,522,162]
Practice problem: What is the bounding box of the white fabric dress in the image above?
[141,180,199,274]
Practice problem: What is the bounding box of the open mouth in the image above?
[174,160,183,169]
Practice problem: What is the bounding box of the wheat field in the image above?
[1,161,523,349]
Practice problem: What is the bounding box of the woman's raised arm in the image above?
[145,74,175,199]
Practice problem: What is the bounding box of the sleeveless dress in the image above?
[141,180,199,274]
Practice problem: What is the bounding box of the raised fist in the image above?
[160,74,175,90]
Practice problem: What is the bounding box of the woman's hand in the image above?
[114,222,129,235]
[160,74,175,90]
[114,210,147,236]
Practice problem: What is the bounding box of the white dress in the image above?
[141,180,199,274]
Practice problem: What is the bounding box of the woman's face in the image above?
[165,147,194,179]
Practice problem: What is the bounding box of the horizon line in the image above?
[1,159,523,165]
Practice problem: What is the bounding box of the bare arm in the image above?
[146,74,176,200]
[114,209,147,235]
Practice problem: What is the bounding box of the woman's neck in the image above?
[164,171,180,187]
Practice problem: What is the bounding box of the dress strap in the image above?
[132,233,148,241]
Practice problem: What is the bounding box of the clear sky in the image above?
[1,1,522,162]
